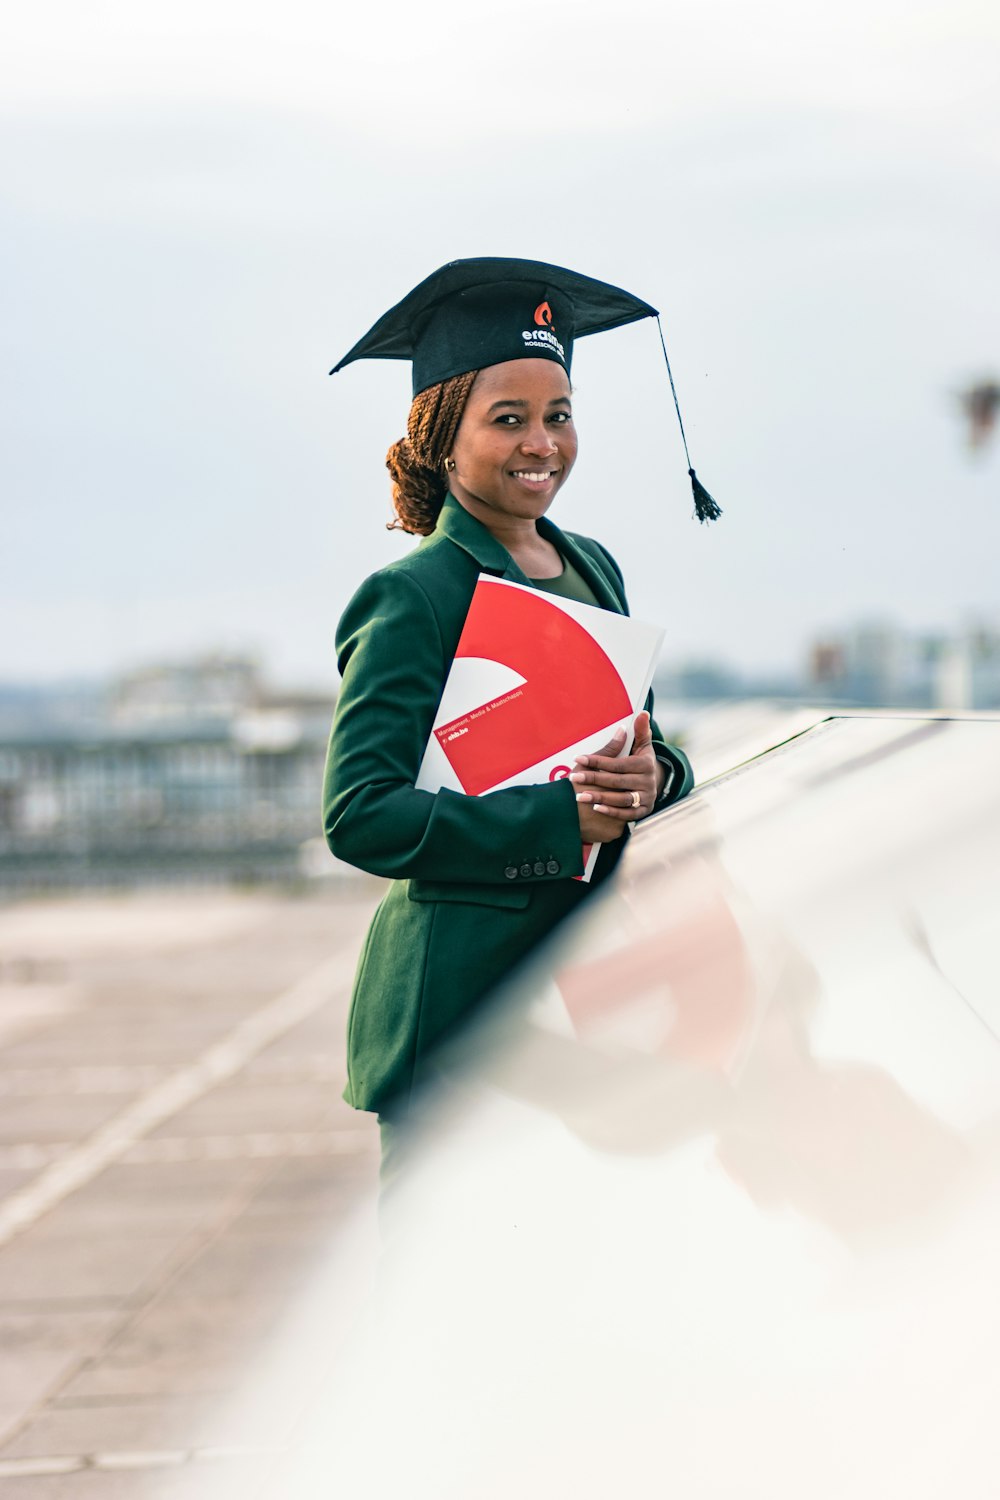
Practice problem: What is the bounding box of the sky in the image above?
[2,0,999,689]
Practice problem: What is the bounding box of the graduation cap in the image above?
[331,256,721,523]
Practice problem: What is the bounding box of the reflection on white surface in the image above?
[279,716,1000,1500]
[676,697,835,785]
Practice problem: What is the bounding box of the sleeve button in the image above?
[504,865,518,880]
[545,858,560,875]
[519,862,532,878]
[533,860,546,876]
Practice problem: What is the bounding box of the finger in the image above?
[570,768,651,791]
[575,727,627,768]
[573,755,638,776]
[592,802,642,821]
[575,746,655,775]
[579,788,646,811]
[632,710,653,752]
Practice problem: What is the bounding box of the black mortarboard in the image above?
[331,256,721,522]
[331,256,655,395]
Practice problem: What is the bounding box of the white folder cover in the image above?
[416,576,664,881]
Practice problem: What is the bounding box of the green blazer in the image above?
[323,494,694,1113]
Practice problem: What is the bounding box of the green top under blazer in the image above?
[323,494,694,1113]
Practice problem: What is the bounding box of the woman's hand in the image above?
[572,712,662,836]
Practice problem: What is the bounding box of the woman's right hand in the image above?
[575,728,628,845]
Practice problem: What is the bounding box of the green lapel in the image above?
[431,493,534,585]
[431,493,625,613]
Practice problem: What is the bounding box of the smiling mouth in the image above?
[510,469,558,482]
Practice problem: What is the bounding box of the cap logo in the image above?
[521,298,565,362]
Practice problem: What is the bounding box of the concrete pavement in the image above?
[0,884,383,1497]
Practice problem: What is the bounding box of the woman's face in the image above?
[448,358,577,528]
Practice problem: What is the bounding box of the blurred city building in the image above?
[806,620,1000,710]
[654,618,1000,712]
[0,655,338,892]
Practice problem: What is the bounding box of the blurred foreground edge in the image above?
[279,714,1000,1500]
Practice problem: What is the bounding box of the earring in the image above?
[444,457,456,472]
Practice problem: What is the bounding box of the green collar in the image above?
[431,492,515,575]
[429,492,621,611]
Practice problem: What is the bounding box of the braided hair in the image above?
[385,369,478,535]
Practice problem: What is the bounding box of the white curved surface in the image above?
[280,716,1000,1499]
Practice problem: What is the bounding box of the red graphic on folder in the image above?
[417,576,664,883]
[432,584,631,796]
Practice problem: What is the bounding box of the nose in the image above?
[520,421,558,457]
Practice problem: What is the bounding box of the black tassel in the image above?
[656,317,723,525]
[689,468,721,524]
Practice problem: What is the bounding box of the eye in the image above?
[493,413,521,426]
[549,411,573,425]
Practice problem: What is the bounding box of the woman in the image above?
[324,258,696,1138]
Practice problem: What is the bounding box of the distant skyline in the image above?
[5,609,999,708]
[3,0,999,688]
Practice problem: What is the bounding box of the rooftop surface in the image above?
[0,886,382,1497]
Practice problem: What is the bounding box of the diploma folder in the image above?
[415,576,664,881]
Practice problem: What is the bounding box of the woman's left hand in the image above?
[570,711,663,823]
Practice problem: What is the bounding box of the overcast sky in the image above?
[3,0,999,689]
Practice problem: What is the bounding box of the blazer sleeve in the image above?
[323,567,585,883]
[581,539,695,807]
